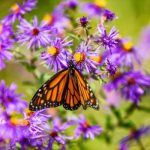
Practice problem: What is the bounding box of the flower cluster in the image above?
[1,0,150,149]
[119,126,150,150]
[2,0,37,25]
[0,81,102,149]
[0,0,37,70]
[17,16,53,50]
[0,38,13,70]
[104,71,150,104]
[0,80,27,114]
[41,37,72,71]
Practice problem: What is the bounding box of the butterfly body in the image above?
[29,61,99,111]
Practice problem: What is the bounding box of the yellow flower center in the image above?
[0,24,3,34]
[47,47,59,56]
[74,52,85,63]
[95,0,106,8]
[90,55,102,63]
[20,119,30,126]
[10,118,19,126]
[11,3,20,13]
[10,117,30,126]
[43,14,54,25]
[123,41,133,52]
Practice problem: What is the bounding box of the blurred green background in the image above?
[0,0,150,150]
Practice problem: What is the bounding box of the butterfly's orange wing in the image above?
[63,72,81,110]
[29,69,68,111]
[74,69,99,110]
[29,67,99,111]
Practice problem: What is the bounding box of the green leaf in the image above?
[120,120,135,128]
[68,33,81,41]
[110,106,122,123]
[105,115,114,130]
[22,81,34,86]
[21,62,36,72]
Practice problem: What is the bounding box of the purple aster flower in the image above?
[41,2,72,35]
[120,143,128,150]
[20,137,45,150]
[120,126,150,150]
[24,109,51,135]
[47,117,73,148]
[138,25,150,60]
[0,80,27,113]
[19,109,50,149]
[65,0,78,10]
[2,0,37,25]
[0,22,13,40]
[73,41,100,73]
[81,2,104,18]
[0,118,33,149]
[120,71,150,104]
[105,71,150,104]
[89,49,109,67]
[106,59,117,76]
[94,25,119,52]
[42,14,55,27]
[0,117,28,140]
[53,17,71,35]
[102,9,116,22]
[42,13,71,35]
[81,1,116,22]
[54,0,78,13]
[52,10,71,35]
[109,39,140,68]
[17,16,54,50]
[22,0,38,12]
[32,117,73,150]
[17,137,35,150]
[79,16,89,28]
[104,71,124,91]
[0,38,13,70]
[0,112,31,149]
[41,37,72,72]
[0,109,51,149]
[74,115,102,140]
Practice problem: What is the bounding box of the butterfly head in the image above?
[68,60,75,69]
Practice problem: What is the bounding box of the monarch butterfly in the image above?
[29,61,99,111]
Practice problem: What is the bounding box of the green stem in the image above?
[85,28,90,45]
[137,106,150,112]
[29,49,38,80]
[137,139,146,150]
[110,106,123,124]
[124,103,137,119]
